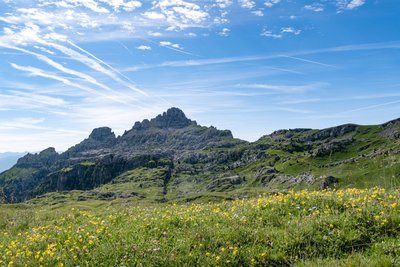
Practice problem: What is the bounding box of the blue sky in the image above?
[0,0,399,152]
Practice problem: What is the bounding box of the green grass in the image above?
[79,161,96,167]
[0,187,399,266]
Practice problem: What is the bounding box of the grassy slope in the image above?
[235,124,400,191]
[0,187,399,266]
[0,123,399,265]
[42,123,398,204]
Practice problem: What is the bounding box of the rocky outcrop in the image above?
[206,175,244,191]
[381,119,400,139]
[306,124,357,142]
[151,107,194,129]
[66,127,116,155]
[132,107,194,130]
[382,118,400,127]
[312,137,354,157]
[270,128,313,139]
[121,108,237,150]
[322,176,339,189]
[89,127,116,141]
[15,147,59,168]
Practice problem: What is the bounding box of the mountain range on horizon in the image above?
[0,107,399,203]
[0,152,27,173]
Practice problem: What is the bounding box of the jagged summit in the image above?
[132,107,195,130]
[89,127,116,141]
[15,147,59,168]
[118,107,236,150]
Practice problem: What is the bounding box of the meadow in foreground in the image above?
[0,187,399,266]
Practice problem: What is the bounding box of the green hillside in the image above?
[0,108,399,203]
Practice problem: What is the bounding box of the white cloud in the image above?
[281,55,336,68]
[150,0,209,29]
[137,45,151,50]
[160,41,182,49]
[337,0,366,10]
[96,0,142,11]
[33,45,55,55]
[281,27,301,35]
[264,0,280,8]
[0,118,46,131]
[142,11,166,20]
[260,27,301,38]
[240,83,324,93]
[215,0,233,9]
[347,0,366,9]
[0,89,67,109]
[252,10,264,16]
[42,0,110,13]
[66,41,148,96]
[304,3,324,12]
[260,29,282,39]
[148,31,163,37]
[238,0,256,9]
[9,63,109,98]
[218,28,230,36]
[123,1,142,11]
[213,16,229,24]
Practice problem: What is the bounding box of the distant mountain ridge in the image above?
[0,152,27,173]
[0,107,399,203]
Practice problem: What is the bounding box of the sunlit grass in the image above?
[0,187,399,266]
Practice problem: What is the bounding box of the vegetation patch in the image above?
[0,187,399,266]
[79,161,96,167]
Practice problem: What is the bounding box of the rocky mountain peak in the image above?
[16,147,59,168]
[132,107,195,130]
[39,147,57,155]
[151,107,193,129]
[89,127,116,141]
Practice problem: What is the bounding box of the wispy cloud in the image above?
[335,99,400,115]
[275,107,314,114]
[0,89,67,110]
[160,41,183,49]
[304,3,324,12]
[67,40,148,96]
[281,27,301,35]
[124,41,400,72]
[281,55,336,68]
[0,118,46,131]
[337,0,366,11]
[218,28,230,37]
[278,98,322,105]
[137,45,151,50]
[260,29,282,39]
[252,10,264,17]
[9,63,136,106]
[239,0,256,9]
[238,83,327,94]
[264,0,281,8]
[1,42,121,94]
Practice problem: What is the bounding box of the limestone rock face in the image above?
[132,107,194,130]
[66,127,117,155]
[151,107,193,129]
[89,127,115,142]
[16,147,59,168]
[307,124,357,142]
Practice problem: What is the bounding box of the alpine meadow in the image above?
[0,0,399,266]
